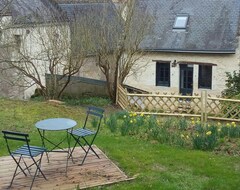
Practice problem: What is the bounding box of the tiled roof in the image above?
[55,0,111,4]
[58,1,116,20]
[0,0,12,16]
[3,0,115,24]
[8,0,67,24]
[137,0,240,53]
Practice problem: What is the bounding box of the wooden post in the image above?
[115,82,119,105]
[201,90,208,126]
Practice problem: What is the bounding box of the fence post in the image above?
[115,83,119,105]
[201,90,208,125]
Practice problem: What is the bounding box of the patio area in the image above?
[0,146,132,190]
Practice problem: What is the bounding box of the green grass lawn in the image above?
[0,98,240,190]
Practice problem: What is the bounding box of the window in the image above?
[156,62,170,87]
[173,15,189,29]
[0,30,2,42]
[14,35,21,51]
[198,65,212,89]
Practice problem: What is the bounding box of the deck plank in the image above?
[0,146,132,190]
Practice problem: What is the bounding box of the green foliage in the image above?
[104,113,118,133]
[62,96,112,107]
[178,117,189,130]
[104,112,240,154]
[91,117,98,128]
[222,70,240,98]
[192,127,218,151]
[219,122,240,138]
[104,113,188,147]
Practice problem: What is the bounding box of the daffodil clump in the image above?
[219,121,240,138]
[105,111,240,153]
[190,118,240,151]
[192,128,218,151]
[119,111,157,136]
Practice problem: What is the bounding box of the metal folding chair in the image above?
[2,130,47,190]
[68,106,104,165]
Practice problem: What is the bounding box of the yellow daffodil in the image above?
[123,115,127,118]
[140,113,144,117]
[217,122,221,126]
[206,131,212,136]
[231,122,236,127]
[191,121,195,125]
[217,128,221,132]
[226,123,230,127]
[130,120,133,123]
[180,134,185,138]
[129,114,133,117]
[186,135,189,139]
[133,113,137,117]
[191,117,194,120]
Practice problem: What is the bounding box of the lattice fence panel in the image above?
[127,94,202,115]
[208,97,240,120]
[117,85,240,121]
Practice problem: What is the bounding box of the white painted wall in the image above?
[125,38,240,96]
[0,22,73,99]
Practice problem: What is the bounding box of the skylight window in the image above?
[173,15,189,29]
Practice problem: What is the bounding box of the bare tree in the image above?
[0,1,93,99]
[0,0,152,101]
[87,0,153,102]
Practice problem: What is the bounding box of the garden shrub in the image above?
[222,70,240,98]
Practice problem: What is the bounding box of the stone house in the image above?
[0,0,114,99]
[1,0,240,99]
[125,0,240,96]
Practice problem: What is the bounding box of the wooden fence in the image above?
[116,85,240,123]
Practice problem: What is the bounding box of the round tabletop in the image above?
[35,118,77,131]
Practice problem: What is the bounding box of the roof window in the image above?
[173,15,189,29]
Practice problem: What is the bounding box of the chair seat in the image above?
[69,128,96,137]
[12,145,46,157]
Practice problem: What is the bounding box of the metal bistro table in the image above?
[35,118,77,174]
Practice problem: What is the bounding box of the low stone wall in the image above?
[46,74,108,97]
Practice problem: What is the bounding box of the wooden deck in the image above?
[0,146,132,190]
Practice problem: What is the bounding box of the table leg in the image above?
[37,129,49,163]
[66,130,72,176]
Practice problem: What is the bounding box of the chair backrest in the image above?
[2,130,31,155]
[83,106,104,132]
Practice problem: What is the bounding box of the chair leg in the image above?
[9,156,27,187]
[83,137,100,158]
[22,157,32,176]
[29,153,47,190]
[68,136,79,160]
[70,134,100,165]
[31,154,47,180]
[79,137,99,165]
